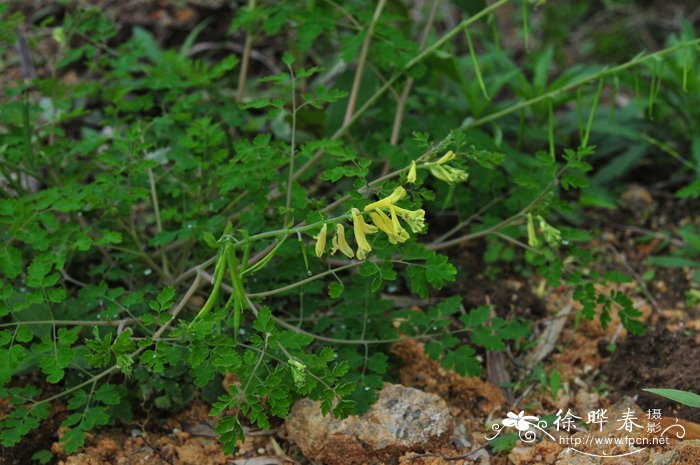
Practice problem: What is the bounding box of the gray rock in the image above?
[646,439,700,465]
[284,383,453,465]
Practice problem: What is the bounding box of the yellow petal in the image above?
[331,223,354,258]
[527,213,540,248]
[370,209,399,244]
[407,160,417,184]
[314,223,328,257]
[437,150,456,164]
[352,208,376,259]
[389,206,410,243]
[394,206,426,233]
[428,164,468,183]
[363,186,407,212]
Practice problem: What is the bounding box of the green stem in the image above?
[191,248,227,322]
[464,38,700,131]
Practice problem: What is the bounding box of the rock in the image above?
[285,383,453,465]
[575,390,599,415]
[653,439,700,465]
[555,449,601,465]
[392,340,504,418]
[508,442,561,465]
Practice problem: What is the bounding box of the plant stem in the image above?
[343,0,387,127]
[31,272,202,407]
[148,168,169,277]
[236,0,256,102]
[246,263,359,298]
[463,38,700,131]
[0,319,134,328]
[284,66,297,226]
[294,0,512,181]
[389,0,441,147]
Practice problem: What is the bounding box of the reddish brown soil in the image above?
[602,325,700,423]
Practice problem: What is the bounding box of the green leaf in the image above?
[648,256,699,268]
[441,345,481,377]
[61,428,85,455]
[191,363,216,387]
[642,388,700,408]
[282,52,295,66]
[31,450,53,464]
[94,384,121,405]
[366,352,388,374]
[471,327,505,351]
[150,286,176,311]
[16,326,33,343]
[47,288,68,303]
[252,306,275,333]
[328,282,344,298]
[489,431,518,452]
[460,306,490,327]
[0,246,22,279]
[549,368,561,398]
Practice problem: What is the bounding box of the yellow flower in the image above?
[437,150,456,164]
[389,206,410,243]
[393,206,426,233]
[369,208,408,244]
[351,208,377,260]
[428,164,468,184]
[331,223,354,258]
[526,213,540,248]
[314,223,328,257]
[407,160,417,184]
[537,215,561,246]
[363,186,406,212]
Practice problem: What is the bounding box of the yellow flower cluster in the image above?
[427,150,468,184]
[314,186,426,260]
[406,151,469,185]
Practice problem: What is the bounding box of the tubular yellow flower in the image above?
[393,206,426,233]
[314,223,328,257]
[331,223,354,258]
[363,186,407,212]
[537,215,561,246]
[437,150,456,164]
[526,213,540,248]
[351,208,377,260]
[369,208,408,244]
[428,164,469,184]
[369,209,395,241]
[389,206,410,243]
[407,160,417,184]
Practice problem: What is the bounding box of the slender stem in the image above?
[427,181,554,251]
[284,66,297,225]
[0,319,134,329]
[343,0,387,127]
[294,0,512,181]
[432,190,511,244]
[247,263,360,298]
[389,0,440,147]
[116,219,167,280]
[236,0,256,102]
[31,272,203,407]
[494,231,542,255]
[148,168,169,276]
[464,38,700,131]
[157,272,203,337]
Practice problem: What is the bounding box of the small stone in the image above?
[509,442,561,465]
[661,439,700,465]
[575,391,599,415]
[285,383,453,465]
